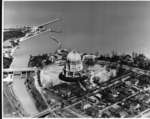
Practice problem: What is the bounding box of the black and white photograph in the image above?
[2,0,150,118]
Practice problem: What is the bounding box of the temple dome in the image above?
[67,50,81,62]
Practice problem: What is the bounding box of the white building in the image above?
[59,50,87,82]
[64,50,83,77]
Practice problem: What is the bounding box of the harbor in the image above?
[3,1,150,118]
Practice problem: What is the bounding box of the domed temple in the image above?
[59,50,87,82]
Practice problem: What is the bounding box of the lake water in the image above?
[10,28,150,68]
[10,31,58,68]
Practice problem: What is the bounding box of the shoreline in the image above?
[10,33,62,68]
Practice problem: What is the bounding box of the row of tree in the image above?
[25,73,48,112]
[28,54,53,68]
[4,27,32,41]
[4,29,25,41]
[96,52,150,70]
[3,57,13,68]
